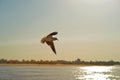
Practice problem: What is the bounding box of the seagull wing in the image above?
[47,32,58,37]
[46,41,56,54]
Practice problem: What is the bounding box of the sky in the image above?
[0,0,120,61]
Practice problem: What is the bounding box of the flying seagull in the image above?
[41,32,58,54]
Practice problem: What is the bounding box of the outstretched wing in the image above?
[47,32,58,37]
[46,42,56,54]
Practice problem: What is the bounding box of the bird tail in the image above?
[41,37,46,43]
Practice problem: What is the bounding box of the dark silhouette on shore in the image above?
[0,58,120,65]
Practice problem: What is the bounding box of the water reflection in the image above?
[0,66,120,80]
[73,66,113,80]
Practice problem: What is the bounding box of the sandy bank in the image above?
[0,64,92,66]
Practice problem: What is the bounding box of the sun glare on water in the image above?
[73,66,113,80]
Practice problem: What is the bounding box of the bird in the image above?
[41,32,58,55]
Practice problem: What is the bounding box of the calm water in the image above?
[0,65,120,80]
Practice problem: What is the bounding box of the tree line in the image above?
[0,58,120,65]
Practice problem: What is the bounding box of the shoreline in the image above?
[0,63,112,66]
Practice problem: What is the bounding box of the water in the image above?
[0,65,120,80]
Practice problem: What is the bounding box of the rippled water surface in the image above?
[0,65,120,80]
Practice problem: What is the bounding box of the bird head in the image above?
[53,37,58,41]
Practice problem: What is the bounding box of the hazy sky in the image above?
[0,0,120,61]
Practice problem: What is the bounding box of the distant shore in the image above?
[0,63,112,66]
[0,58,119,66]
[0,64,85,66]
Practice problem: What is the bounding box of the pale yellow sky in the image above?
[0,0,120,61]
